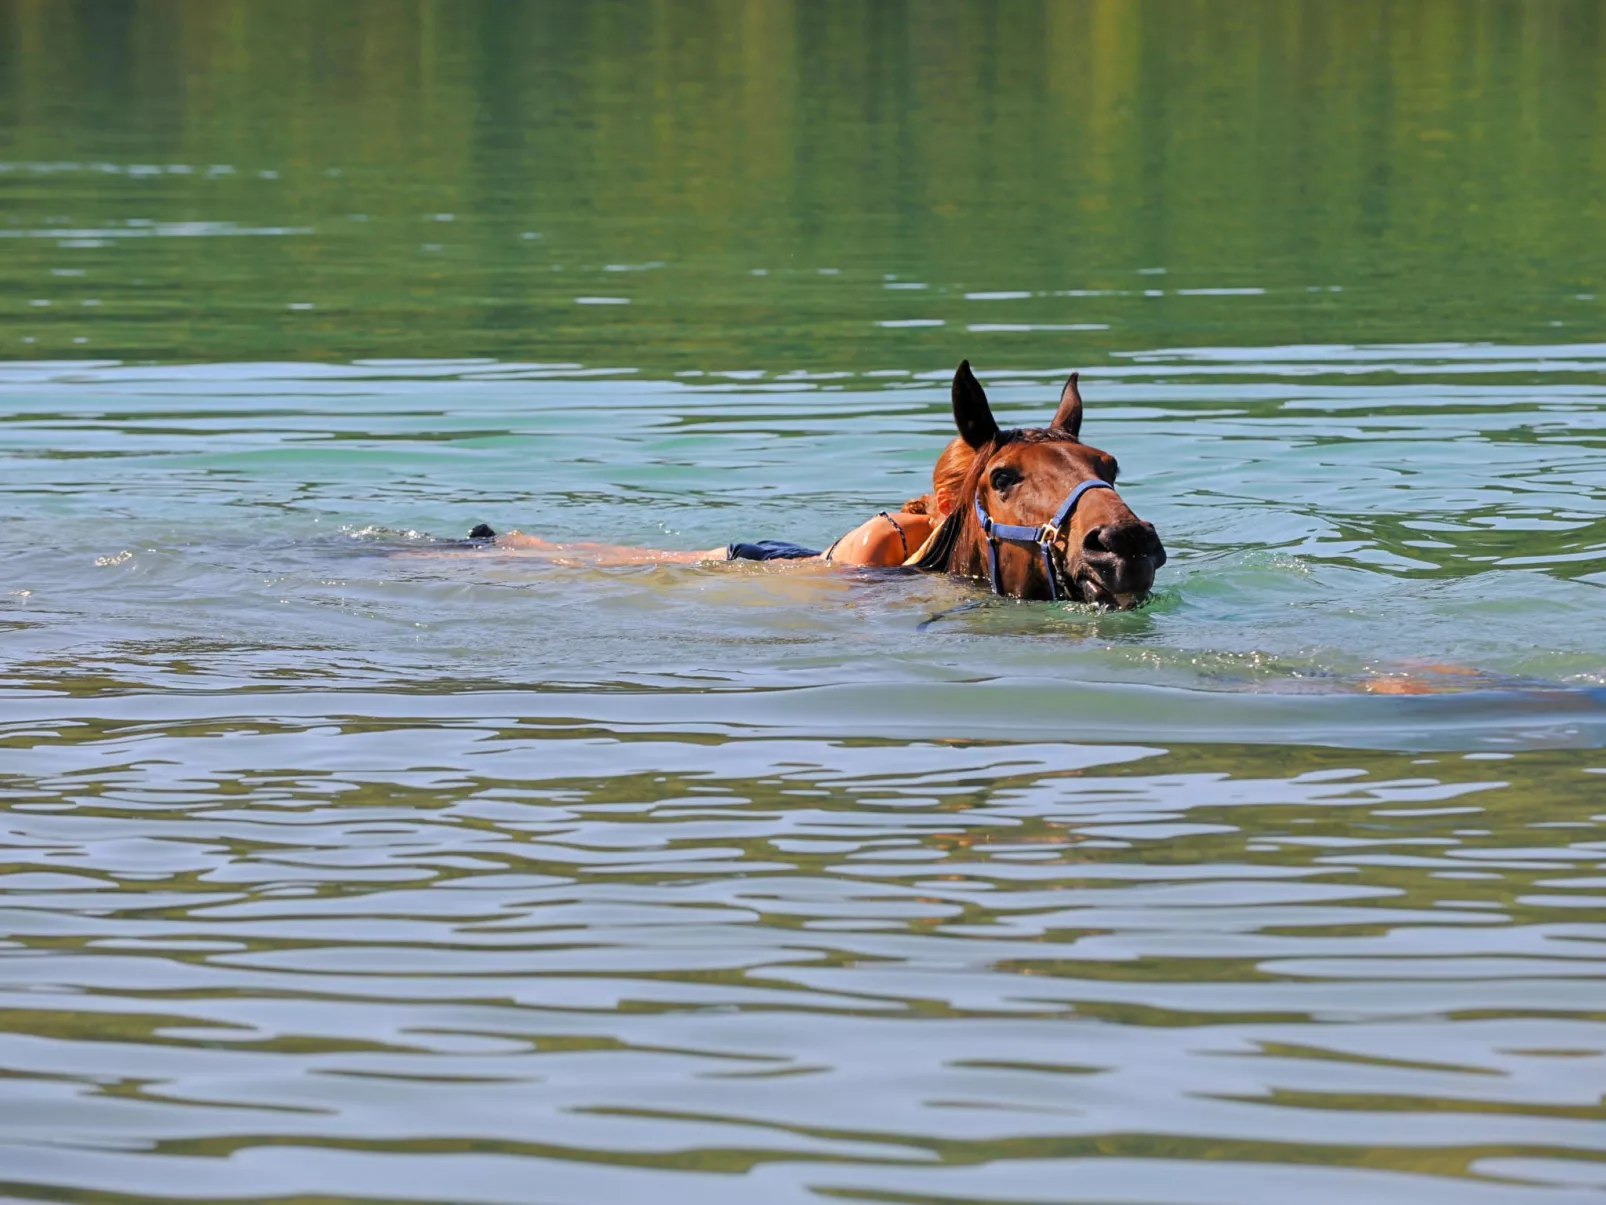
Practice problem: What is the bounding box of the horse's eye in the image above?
[990,466,1020,492]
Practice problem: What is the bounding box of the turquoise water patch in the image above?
[3,4,1606,1204]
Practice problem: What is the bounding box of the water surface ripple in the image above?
[4,353,1606,1203]
[7,4,1606,1198]
[3,709,1606,1203]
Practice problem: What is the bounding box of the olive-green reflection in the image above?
[2,716,1604,1193]
[2,0,1603,368]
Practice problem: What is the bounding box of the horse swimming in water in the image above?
[455,358,1165,608]
[913,361,1165,608]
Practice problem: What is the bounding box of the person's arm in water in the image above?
[494,515,937,568]
[491,532,726,564]
[472,479,955,569]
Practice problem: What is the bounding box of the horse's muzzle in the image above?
[1074,520,1167,608]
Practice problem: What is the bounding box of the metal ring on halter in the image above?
[973,477,1114,601]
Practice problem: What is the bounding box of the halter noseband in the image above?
[973,476,1114,601]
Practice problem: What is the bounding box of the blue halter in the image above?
[973,477,1114,601]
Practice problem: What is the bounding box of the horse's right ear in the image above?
[1050,372,1084,439]
[952,360,999,449]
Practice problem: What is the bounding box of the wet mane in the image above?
[914,427,1079,574]
[912,507,964,572]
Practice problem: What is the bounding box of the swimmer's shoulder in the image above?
[829,510,937,567]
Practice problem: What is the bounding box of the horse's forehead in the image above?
[995,434,1105,472]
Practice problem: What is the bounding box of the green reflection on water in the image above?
[4,8,1606,1200]
[2,0,1604,369]
[2,719,1603,1193]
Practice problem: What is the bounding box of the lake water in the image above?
[3,4,1606,1203]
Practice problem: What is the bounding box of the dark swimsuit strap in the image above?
[824,511,909,565]
[878,511,909,560]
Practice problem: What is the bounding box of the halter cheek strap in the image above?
[974,477,1114,601]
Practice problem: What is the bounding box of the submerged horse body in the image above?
[457,359,1165,608]
[470,434,973,570]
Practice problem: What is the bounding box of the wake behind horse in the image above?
[918,361,1165,608]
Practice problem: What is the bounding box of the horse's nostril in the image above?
[1084,522,1164,564]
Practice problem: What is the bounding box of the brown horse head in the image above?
[927,360,1166,608]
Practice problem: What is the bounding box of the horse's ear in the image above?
[952,360,999,449]
[1051,372,1084,439]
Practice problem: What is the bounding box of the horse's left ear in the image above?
[952,360,1000,449]
[1051,372,1084,439]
